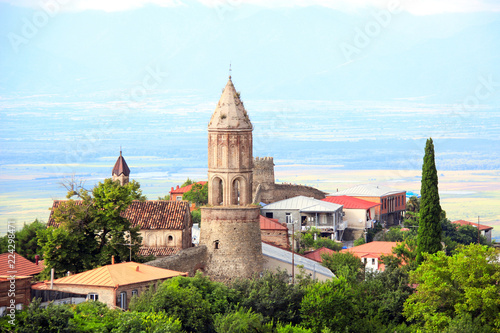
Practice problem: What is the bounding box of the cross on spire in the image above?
[229,62,232,79]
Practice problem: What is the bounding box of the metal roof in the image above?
[112,151,130,177]
[322,196,380,209]
[261,196,342,212]
[328,184,405,197]
[262,242,335,278]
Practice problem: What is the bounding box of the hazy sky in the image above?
[1,0,499,103]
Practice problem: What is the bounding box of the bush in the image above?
[214,307,273,333]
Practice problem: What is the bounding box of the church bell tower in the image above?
[200,76,263,281]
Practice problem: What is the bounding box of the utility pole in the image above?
[291,223,295,284]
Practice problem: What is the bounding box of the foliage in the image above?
[231,270,305,325]
[70,301,121,332]
[367,222,383,242]
[441,218,487,254]
[130,273,233,332]
[275,323,313,333]
[353,237,365,246]
[191,209,201,225]
[416,138,442,263]
[381,226,416,242]
[320,251,365,283]
[183,182,208,206]
[403,244,500,331]
[39,178,145,277]
[295,228,341,253]
[111,311,183,333]
[312,237,343,251]
[213,307,273,333]
[300,277,359,333]
[16,298,75,333]
[0,219,47,261]
[181,178,195,187]
[158,194,170,200]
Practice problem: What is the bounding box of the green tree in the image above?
[40,179,145,276]
[320,251,365,283]
[0,219,47,261]
[183,182,208,206]
[213,307,273,333]
[191,209,201,225]
[231,270,305,325]
[416,138,442,263]
[403,244,500,331]
[112,311,183,333]
[70,301,121,332]
[301,277,359,333]
[181,178,195,187]
[158,194,170,200]
[16,298,75,333]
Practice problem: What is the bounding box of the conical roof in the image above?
[112,151,130,176]
[208,77,252,130]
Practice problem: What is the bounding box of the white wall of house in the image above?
[361,257,379,272]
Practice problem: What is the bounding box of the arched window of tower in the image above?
[232,179,241,205]
[211,177,224,206]
[214,240,220,250]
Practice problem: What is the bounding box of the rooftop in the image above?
[208,77,252,131]
[328,184,405,198]
[0,252,43,276]
[341,241,398,258]
[52,261,187,288]
[260,215,288,231]
[261,195,342,212]
[323,195,380,210]
[112,151,130,177]
[453,220,493,231]
[303,247,335,263]
[48,200,191,230]
[170,181,207,195]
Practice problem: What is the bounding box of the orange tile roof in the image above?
[303,247,335,262]
[170,181,207,195]
[341,241,398,258]
[48,200,190,230]
[138,247,180,257]
[453,220,493,231]
[322,196,380,209]
[0,252,43,276]
[52,262,187,288]
[260,215,288,231]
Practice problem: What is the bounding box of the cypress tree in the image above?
[416,138,442,264]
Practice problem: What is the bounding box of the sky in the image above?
[0,0,499,233]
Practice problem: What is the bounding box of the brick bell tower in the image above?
[199,76,263,281]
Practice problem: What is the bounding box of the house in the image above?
[262,242,334,282]
[329,185,406,226]
[303,247,335,263]
[33,262,187,310]
[48,200,192,258]
[260,215,289,249]
[452,220,494,243]
[169,181,207,202]
[0,252,44,315]
[322,196,380,240]
[341,241,398,272]
[260,196,346,241]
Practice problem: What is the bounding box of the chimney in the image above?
[136,266,140,272]
[171,187,174,192]
[176,185,179,189]
[35,254,40,265]
[111,255,115,265]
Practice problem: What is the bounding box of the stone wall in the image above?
[146,245,208,277]
[261,230,289,249]
[200,206,263,281]
[252,156,326,204]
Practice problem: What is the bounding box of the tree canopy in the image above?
[416,138,442,263]
[183,182,208,206]
[39,179,146,277]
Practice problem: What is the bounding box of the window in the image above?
[0,306,6,317]
[176,196,182,201]
[372,258,375,265]
[120,291,127,309]
[214,240,220,249]
[167,235,174,244]
[265,212,273,218]
[132,289,138,297]
[87,293,98,301]
[285,213,292,224]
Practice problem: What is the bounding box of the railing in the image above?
[337,221,348,231]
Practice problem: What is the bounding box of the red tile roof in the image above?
[341,241,398,258]
[138,247,180,257]
[51,262,187,288]
[322,196,380,209]
[112,151,130,176]
[260,215,288,231]
[170,181,207,195]
[0,252,43,276]
[48,200,191,230]
[453,220,493,231]
[303,247,335,262]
